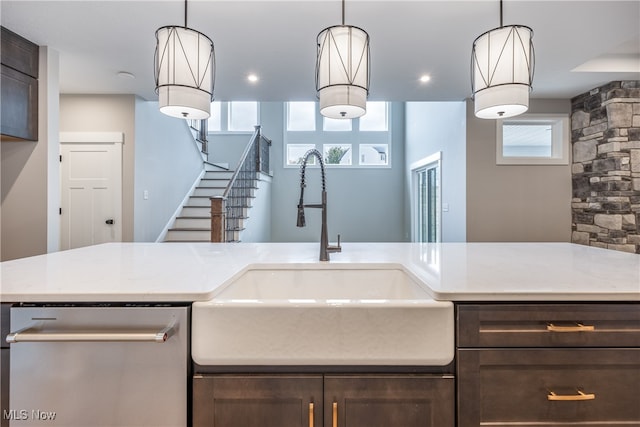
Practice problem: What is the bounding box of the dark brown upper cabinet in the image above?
[1,26,39,141]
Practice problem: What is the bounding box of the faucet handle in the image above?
[328,234,342,253]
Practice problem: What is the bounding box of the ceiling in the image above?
[2,0,639,102]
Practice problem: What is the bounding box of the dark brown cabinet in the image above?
[1,26,39,141]
[1,303,10,427]
[193,374,454,427]
[457,303,640,427]
[324,375,455,427]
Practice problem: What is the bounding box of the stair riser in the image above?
[204,171,235,180]
[165,230,211,242]
[193,188,226,197]
[193,187,226,196]
[198,180,228,189]
[186,197,212,207]
[180,207,211,217]
[174,218,211,228]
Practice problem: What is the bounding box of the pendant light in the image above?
[471,0,534,119]
[316,0,370,119]
[154,0,215,119]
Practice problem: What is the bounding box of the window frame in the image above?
[496,113,570,165]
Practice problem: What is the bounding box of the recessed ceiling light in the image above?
[247,74,259,83]
[117,71,135,79]
[419,75,431,83]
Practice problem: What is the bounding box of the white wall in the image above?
[43,48,60,254]
[133,99,203,242]
[405,102,467,242]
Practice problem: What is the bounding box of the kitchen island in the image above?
[1,242,638,427]
[1,242,638,302]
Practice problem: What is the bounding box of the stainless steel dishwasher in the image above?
[5,303,189,427]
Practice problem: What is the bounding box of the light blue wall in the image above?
[405,102,467,242]
[133,99,203,242]
[263,102,407,243]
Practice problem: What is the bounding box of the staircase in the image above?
[163,163,255,242]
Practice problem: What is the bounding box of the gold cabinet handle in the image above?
[332,402,338,427]
[308,402,314,427]
[547,323,595,332]
[548,390,595,401]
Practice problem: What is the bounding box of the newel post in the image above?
[210,196,226,242]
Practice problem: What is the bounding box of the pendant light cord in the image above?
[184,0,188,27]
[499,0,503,27]
[342,0,345,25]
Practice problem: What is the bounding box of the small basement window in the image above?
[496,114,569,165]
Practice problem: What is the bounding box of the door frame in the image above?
[59,131,123,249]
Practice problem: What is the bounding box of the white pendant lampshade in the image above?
[316,1,370,119]
[471,1,534,119]
[154,2,215,120]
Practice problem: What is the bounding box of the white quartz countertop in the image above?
[1,242,638,302]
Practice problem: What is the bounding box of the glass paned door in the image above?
[415,162,440,243]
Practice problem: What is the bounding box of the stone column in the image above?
[571,81,640,254]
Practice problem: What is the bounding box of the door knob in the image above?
[105,219,114,225]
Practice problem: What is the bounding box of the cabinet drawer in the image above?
[458,304,640,348]
[457,348,640,426]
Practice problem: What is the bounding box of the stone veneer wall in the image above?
[571,81,640,254]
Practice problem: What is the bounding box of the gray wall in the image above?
[264,102,406,243]
[466,98,572,242]
[405,102,467,242]
[133,99,203,242]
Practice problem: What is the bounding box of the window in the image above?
[323,117,352,131]
[496,114,569,165]
[287,102,316,131]
[283,102,392,169]
[207,101,222,131]
[359,144,388,166]
[323,144,352,166]
[228,101,258,131]
[286,144,316,166]
[208,101,258,133]
[359,102,388,131]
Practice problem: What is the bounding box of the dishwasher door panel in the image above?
[8,306,188,427]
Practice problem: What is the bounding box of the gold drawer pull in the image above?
[308,402,314,427]
[547,323,595,332]
[548,390,595,401]
[332,402,338,427]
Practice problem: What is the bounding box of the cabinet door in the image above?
[193,374,323,427]
[458,348,640,426]
[1,64,38,141]
[324,375,455,427]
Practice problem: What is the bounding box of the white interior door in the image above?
[60,132,123,250]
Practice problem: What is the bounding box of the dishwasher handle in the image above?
[6,325,175,344]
